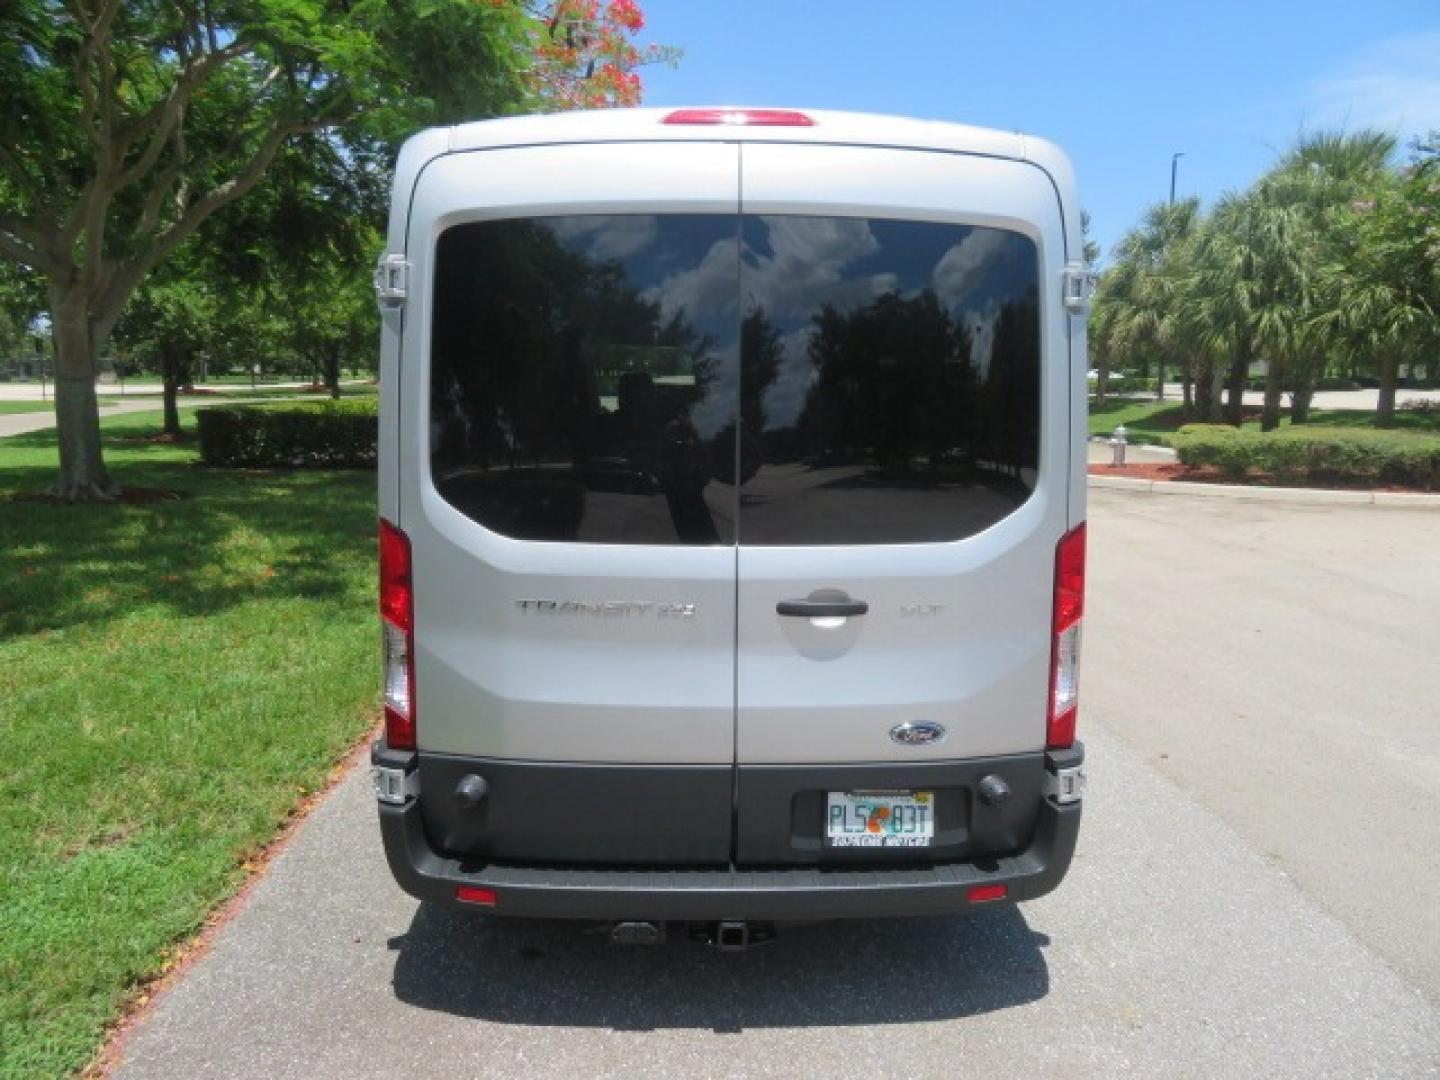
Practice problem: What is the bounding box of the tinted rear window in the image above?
[429,214,1039,545]
[430,216,741,544]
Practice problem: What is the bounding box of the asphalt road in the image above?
[113,489,1440,1078]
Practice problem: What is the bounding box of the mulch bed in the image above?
[1089,462,1431,494]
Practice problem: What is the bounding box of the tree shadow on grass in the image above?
[388,903,1050,1031]
[0,430,376,639]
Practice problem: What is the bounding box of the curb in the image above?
[1088,473,1440,508]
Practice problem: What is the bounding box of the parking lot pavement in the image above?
[109,491,1440,1078]
[1087,488,1440,1008]
[111,726,1437,1079]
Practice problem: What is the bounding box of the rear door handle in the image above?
[776,590,869,618]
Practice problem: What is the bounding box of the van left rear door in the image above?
[400,142,741,865]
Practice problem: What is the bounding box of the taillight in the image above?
[379,519,416,751]
[1047,523,1086,750]
[661,108,815,127]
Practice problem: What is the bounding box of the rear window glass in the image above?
[430,216,741,544]
[736,217,1040,545]
[429,214,1039,546]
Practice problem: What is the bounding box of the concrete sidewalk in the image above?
[0,395,318,440]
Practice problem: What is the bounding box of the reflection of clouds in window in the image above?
[965,300,1001,378]
[932,230,1011,306]
[761,326,820,431]
[746,217,896,322]
[644,237,741,323]
[548,215,659,261]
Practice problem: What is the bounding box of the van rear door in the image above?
[401,143,741,864]
[732,144,1074,860]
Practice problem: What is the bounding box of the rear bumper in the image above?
[374,745,1084,921]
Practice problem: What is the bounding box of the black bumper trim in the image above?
[377,765,1083,921]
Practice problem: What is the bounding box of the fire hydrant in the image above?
[1109,424,1128,467]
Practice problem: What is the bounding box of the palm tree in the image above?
[1091,198,1201,411]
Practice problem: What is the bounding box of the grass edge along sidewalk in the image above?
[0,409,378,1078]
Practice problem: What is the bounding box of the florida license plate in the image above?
[826,790,935,847]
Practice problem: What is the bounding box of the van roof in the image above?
[444,107,1038,159]
[389,108,1081,257]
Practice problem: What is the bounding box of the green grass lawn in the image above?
[0,410,377,1078]
[1088,397,1440,445]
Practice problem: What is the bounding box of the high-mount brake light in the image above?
[1047,523,1086,750]
[661,108,815,127]
[379,518,416,751]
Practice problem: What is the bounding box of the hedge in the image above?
[196,399,378,468]
[1172,424,1440,489]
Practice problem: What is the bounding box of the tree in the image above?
[1092,199,1200,410]
[112,266,215,435]
[0,0,673,498]
[1318,136,1440,426]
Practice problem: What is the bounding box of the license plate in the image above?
[826,790,935,847]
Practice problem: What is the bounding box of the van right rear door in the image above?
[732,144,1074,862]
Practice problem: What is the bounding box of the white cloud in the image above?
[644,236,742,323]
[549,215,659,261]
[1300,31,1440,137]
[932,230,1011,305]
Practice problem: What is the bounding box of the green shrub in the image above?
[1172,424,1440,488]
[197,399,378,468]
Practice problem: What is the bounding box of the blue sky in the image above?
[633,1,1440,265]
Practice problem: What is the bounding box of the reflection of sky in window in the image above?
[530,214,1036,437]
[540,215,741,442]
[735,217,1037,430]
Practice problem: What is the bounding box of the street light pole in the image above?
[1156,151,1186,401]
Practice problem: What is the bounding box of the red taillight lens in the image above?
[379,519,412,633]
[967,883,1008,903]
[1047,523,1086,750]
[662,108,815,127]
[456,885,497,906]
[379,519,416,751]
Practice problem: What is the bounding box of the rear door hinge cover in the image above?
[374,252,410,309]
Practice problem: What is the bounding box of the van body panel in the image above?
[734,144,1070,764]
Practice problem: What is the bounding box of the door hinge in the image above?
[1061,262,1097,315]
[374,253,410,309]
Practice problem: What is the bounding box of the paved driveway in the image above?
[112,490,1440,1078]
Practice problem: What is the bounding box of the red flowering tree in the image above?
[509,0,681,109]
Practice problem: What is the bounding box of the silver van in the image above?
[371,108,1089,942]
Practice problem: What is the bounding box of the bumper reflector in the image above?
[967,883,1008,903]
[456,885,498,907]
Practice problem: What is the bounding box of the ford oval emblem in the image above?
[890,722,947,746]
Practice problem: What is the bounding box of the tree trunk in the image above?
[1377,353,1400,428]
[1261,358,1285,432]
[1194,357,1213,412]
[1208,358,1226,422]
[324,349,341,399]
[1291,367,1316,425]
[1226,334,1252,427]
[50,290,116,500]
[161,342,182,437]
[1182,367,1193,418]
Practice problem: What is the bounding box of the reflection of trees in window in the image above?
[795,289,977,474]
[431,218,715,477]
